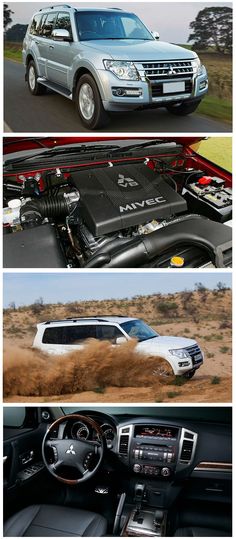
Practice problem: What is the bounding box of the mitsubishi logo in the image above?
[66,444,76,455]
[167,65,176,75]
[117,174,138,188]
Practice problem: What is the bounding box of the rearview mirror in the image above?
[151,31,160,40]
[52,29,72,42]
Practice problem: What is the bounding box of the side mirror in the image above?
[52,29,72,42]
[151,31,160,40]
[116,336,127,345]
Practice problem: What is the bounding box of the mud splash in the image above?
[3,340,172,397]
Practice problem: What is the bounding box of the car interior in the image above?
[3,406,232,537]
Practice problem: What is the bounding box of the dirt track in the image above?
[3,290,232,403]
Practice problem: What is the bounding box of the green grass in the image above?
[197,95,232,125]
[4,42,22,62]
[167,391,182,398]
[194,137,232,172]
[211,376,221,385]
[93,386,106,394]
[219,346,230,354]
[170,376,187,387]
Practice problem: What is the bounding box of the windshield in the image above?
[75,11,153,41]
[120,320,158,342]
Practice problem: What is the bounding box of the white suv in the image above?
[33,316,204,379]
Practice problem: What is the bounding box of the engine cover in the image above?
[70,163,187,235]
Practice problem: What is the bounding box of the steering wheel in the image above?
[42,414,105,485]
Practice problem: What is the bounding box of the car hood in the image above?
[137,336,197,350]
[3,137,206,155]
[84,39,196,61]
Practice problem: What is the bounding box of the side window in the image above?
[42,327,65,344]
[55,12,72,37]
[41,12,57,38]
[4,408,26,427]
[96,325,124,342]
[29,14,42,35]
[64,325,97,344]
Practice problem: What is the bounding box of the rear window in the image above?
[42,324,123,344]
[42,325,97,344]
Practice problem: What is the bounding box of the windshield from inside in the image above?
[75,11,154,41]
[120,320,158,342]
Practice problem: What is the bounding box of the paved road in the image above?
[4,59,231,133]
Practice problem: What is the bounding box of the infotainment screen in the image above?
[135,425,179,440]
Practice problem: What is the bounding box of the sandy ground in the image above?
[3,319,231,404]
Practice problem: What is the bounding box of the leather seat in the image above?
[174,527,230,537]
[4,504,107,537]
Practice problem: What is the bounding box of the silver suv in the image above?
[23,5,208,129]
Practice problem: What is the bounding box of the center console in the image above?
[117,421,198,536]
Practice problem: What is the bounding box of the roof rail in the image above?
[39,4,72,11]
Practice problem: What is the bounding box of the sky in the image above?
[7,2,232,43]
[3,272,232,307]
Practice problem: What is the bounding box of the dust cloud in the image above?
[3,340,172,397]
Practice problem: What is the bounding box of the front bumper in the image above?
[167,350,204,376]
[98,65,208,112]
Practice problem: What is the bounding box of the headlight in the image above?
[169,348,191,359]
[103,60,140,80]
[191,56,203,75]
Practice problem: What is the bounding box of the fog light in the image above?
[199,80,207,90]
[112,87,142,97]
[178,361,190,367]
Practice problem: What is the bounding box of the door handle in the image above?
[49,45,54,49]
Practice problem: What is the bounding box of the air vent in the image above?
[119,434,129,455]
[180,439,194,462]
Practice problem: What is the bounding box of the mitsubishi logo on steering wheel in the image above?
[66,444,76,455]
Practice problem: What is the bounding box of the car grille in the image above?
[141,60,194,82]
[185,344,203,365]
[151,80,192,98]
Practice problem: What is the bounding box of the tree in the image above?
[5,23,27,42]
[216,282,227,293]
[188,7,232,54]
[4,4,14,31]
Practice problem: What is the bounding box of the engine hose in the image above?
[20,196,69,228]
[85,216,231,269]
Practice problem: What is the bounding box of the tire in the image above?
[152,360,173,377]
[166,99,201,116]
[183,369,196,380]
[27,60,46,96]
[75,74,109,129]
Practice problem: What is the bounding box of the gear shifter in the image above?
[134,483,145,512]
[153,509,164,530]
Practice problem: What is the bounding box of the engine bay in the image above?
[3,144,232,268]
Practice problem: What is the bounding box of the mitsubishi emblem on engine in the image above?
[117,174,139,188]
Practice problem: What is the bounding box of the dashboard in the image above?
[46,410,231,482]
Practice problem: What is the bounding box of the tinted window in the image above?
[4,408,26,427]
[64,325,96,344]
[55,12,72,37]
[75,11,153,41]
[41,12,57,38]
[29,14,42,35]
[42,327,65,344]
[96,325,124,342]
